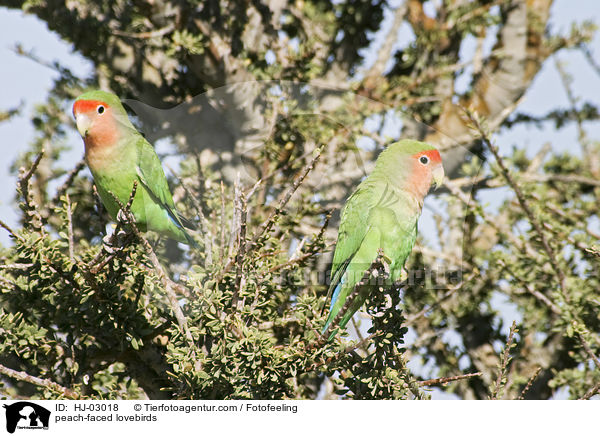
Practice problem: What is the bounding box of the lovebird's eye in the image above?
[419,155,429,165]
[97,105,105,114]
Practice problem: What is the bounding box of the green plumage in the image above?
[75,91,197,246]
[323,140,440,338]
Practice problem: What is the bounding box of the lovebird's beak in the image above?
[432,164,445,189]
[75,113,91,137]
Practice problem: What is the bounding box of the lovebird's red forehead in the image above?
[413,149,442,164]
[73,99,109,115]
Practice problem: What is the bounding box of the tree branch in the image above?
[419,372,483,387]
[0,363,79,399]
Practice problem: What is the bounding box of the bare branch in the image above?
[580,45,600,78]
[219,181,226,262]
[517,367,542,400]
[65,194,75,261]
[0,363,79,399]
[0,219,23,242]
[251,145,324,247]
[419,372,483,387]
[232,190,248,309]
[51,159,86,206]
[405,282,463,325]
[18,149,44,208]
[579,380,600,400]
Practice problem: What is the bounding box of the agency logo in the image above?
[2,402,50,434]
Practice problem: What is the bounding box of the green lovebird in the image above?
[323,139,444,338]
[73,90,197,246]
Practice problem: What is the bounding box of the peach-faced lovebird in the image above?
[323,140,444,338]
[73,90,197,246]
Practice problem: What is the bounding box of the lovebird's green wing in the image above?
[134,137,197,246]
[323,184,374,331]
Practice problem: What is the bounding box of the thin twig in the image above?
[13,44,76,80]
[219,181,226,261]
[578,331,600,369]
[517,367,542,400]
[555,57,599,177]
[251,145,324,247]
[216,146,324,285]
[451,0,505,27]
[0,263,33,270]
[525,173,600,187]
[165,163,212,263]
[18,150,45,229]
[405,282,463,325]
[65,194,75,261]
[497,259,562,315]
[490,321,518,400]
[351,317,365,344]
[449,173,600,191]
[344,331,383,355]
[444,178,536,258]
[419,372,483,387]
[0,363,80,399]
[232,191,248,308]
[245,147,320,198]
[268,248,330,274]
[227,174,241,260]
[0,219,23,242]
[579,380,600,400]
[51,159,86,206]
[580,45,600,77]
[268,210,334,274]
[19,150,44,192]
[112,23,175,39]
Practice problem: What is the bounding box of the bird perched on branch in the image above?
[323,139,444,339]
[72,90,197,246]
